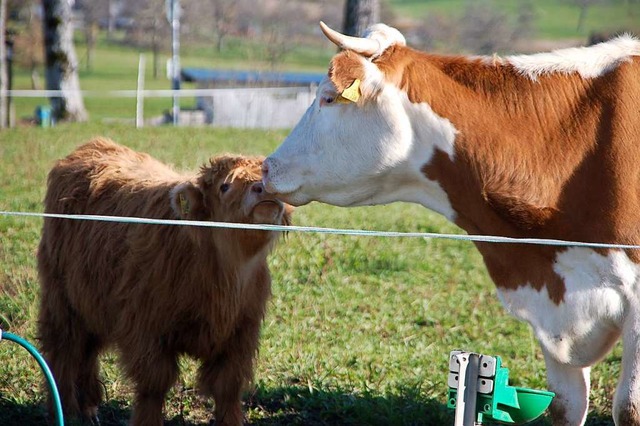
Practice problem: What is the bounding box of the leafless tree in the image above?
[411,0,536,54]
[565,0,609,32]
[80,0,103,71]
[126,0,168,79]
[2,1,43,91]
[211,0,236,52]
[105,0,115,39]
[458,0,526,54]
[1,0,7,128]
[42,0,88,122]
[514,0,536,40]
[343,0,380,36]
[26,4,44,89]
[413,12,458,52]
[261,1,302,70]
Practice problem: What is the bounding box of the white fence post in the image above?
[136,54,145,129]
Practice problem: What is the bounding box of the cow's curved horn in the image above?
[319,21,380,57]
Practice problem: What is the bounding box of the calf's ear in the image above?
[170,182,208,220]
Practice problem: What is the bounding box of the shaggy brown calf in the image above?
[37,138,292,425]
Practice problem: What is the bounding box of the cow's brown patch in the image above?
[370,47,640,302]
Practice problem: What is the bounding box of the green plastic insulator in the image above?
[447,354,554,425]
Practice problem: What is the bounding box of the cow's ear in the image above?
[330,52,365,94]
[329,51,381,104]
[170,182,208,220]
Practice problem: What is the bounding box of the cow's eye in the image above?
[220,183,230,193]
[320,96,335,107]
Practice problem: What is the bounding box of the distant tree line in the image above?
[2,0,637,125]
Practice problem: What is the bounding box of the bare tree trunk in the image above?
[0,0,7,128]
[343,0,380,37]
[152,20,159,79]
[26,3,42,90]
[577,4,588,31]
[42,0,88,122]
[85,22,97,72]
[152,44,159,80]
[216,33,224,52]
[106,0,114,41]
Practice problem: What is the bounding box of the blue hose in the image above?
[0,329,64,426]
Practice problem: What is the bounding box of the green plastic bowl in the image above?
[502,387,555,424]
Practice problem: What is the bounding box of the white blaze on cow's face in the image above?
[262,24,457,219]
[264,74,409,206]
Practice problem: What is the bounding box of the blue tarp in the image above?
[181,68,326,86]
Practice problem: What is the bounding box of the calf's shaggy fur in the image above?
[37,138,292,425]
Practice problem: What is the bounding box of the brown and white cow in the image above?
[38,138,292,426]
[262,22,640,425]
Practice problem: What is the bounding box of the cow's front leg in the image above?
[613,319,640,425]
[543,348,590,426]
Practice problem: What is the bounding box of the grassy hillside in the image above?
[389,0,639,39]
[0,124,622,425]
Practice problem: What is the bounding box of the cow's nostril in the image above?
[252,183,264,193]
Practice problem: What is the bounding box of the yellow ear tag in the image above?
[339,79,361,103]
[179,193,190,216]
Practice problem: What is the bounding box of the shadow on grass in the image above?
[0,398,49,426]
[245,383,617,426]
[245,385,452,425]
[0,397,132,426]
[0,388,618,426]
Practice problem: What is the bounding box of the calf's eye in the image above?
[220,183,230,193]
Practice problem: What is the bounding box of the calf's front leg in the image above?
[198,356,245,426]
[122,347,179,426]
[198,318,262,426]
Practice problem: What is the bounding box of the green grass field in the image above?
[1,1,636,423]
[0,124,623,425]
[389,0,639,39]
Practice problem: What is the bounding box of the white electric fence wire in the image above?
[7,88,309,98]
[2,211,640,250]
